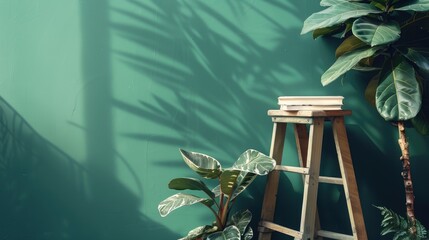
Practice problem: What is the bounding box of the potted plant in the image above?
[158,149,276,240]
[301,0,429,238]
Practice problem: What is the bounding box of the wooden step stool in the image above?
[258,110,367,240]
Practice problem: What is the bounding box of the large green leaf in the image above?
[352,18,401,46]
[396,0,429,11]
[231,149,275,175]
[301,2,381,34]
[376,59,422,121]
[231,210,252,235]
[179,149,222,179]
[322,47,381,86]
[169,177,215,199]
[158,193,214,217]
[206,226,241,240]
[220,169,240,197]
[336,35,367,57]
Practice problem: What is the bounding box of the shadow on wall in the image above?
[0,96,179,240]
[110,0,321,158]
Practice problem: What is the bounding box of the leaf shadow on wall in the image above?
[109,0,316,236]
[108,0,387,239]
[110,0,322,157]
[0,97,179,240]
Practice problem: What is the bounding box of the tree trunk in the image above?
[397,121,416,234]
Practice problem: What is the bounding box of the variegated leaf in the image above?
[158,193,213,217]
[231,149,275,175]
[179,149,222,179]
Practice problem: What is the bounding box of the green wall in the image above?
[0,1,428,239]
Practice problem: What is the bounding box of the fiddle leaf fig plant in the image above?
[158,149,276,240]
[302,0,429,237]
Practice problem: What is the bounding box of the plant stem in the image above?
[220,197,231,228]
[397,121,417,235]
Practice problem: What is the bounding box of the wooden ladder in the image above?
[258,110,367,240]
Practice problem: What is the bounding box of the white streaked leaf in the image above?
[158,193,213,217]
[352,18,400,46]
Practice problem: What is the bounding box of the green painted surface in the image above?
[0,0,427,239]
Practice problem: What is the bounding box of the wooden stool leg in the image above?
[300,118,324,240]
[295,124,322,240]
[259,122,287,240]
[332,117,367,240]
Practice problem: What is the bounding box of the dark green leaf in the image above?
[220,170,240,197]
[336,35,368,57]
[376,58,421,121]
[365,73,380,106]
[313,25,344,39]
[169,177,215,199]
[403,48,429,78]
[301,2,381,34]
[411,78,429,134]
[352,18,401,46]
[179,149,222,179]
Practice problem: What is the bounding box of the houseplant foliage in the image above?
[158,149,276,240]
[301,0,429,237]
[375,206,428,240]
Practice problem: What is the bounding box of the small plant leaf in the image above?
[322,47,381,86]
[179,149,222,179]
[313,25,344,39]
[206,225,241,240]
[366,73,382,106]
[158,193,213,217]
[179,225,216,240]
[220,169,240,197]
[376,58,421,121]
[232,149,275,175]
[169,177,215,199]
[335,35,367,57]
[230,171,257,200]
[301,2,381,34]
[231,209,252,235]
[396,0,429,12]
[243,228,253,240]
[352,18,401,46]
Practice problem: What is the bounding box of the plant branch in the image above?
[397,121,417,235]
